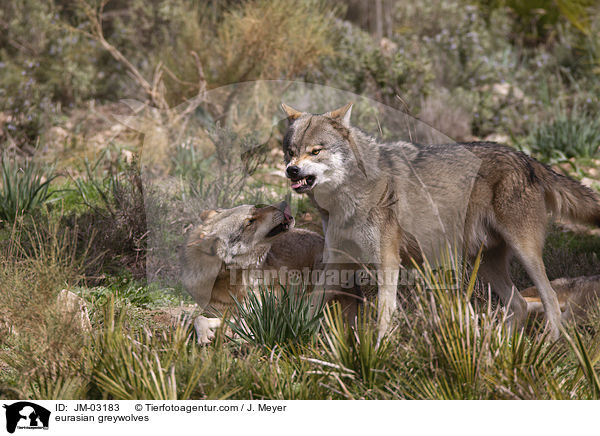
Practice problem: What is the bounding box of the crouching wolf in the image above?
[281,102,600,340]
[522,275,600,323]
[181,201,323,344]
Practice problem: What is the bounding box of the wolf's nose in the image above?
[286,165,300,178]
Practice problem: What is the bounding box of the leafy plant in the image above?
[525,112,600,162]
[172,125,268,209]
[92,299,205,400]
[228,285,325,350]
[67,155,148,278]
[83,274,178,309]
[317,302,392,391]
[0,156,56,223]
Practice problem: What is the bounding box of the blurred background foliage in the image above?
[1,0,599,150]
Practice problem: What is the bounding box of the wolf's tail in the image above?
[541,165,600,227]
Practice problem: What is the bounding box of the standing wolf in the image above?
[280,102,600,340]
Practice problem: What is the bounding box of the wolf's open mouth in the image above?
[266,221,292,238]
[290,175,316,193]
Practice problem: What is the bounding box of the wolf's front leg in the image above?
[194,316,222,345]
[377,236,401,342]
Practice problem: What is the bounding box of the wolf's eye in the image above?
[310,148,322,156]
[288,150,295,158]
[245,218,255,227]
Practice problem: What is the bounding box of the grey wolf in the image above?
[181,201,323,344]
[280,102,600,340]
[522,275,600,323]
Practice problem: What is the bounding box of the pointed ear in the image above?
[188,230,218,257]
[281,103,303,121]
[325,102,353,127]
[199,209,218,222]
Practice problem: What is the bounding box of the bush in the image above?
[524,112,600,162]
[317,303,392,391]
[315,19,433,109]
[228,285,325,350]
[68,157,147,279]
[474,0,595,46]
[0,0,122,148]
[0,156,56,224]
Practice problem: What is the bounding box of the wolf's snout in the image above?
[286,165,300,178]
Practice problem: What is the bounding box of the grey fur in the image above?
[281,103,600,341]
[522,275,600,323]
[181,202,323,343]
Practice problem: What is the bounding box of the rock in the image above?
[46,126,69,148]
[155,305,198,326]
[56,290,92,332]
[379,37,398,56]
[581,177,596,188]
[121,149,134,163]
[491,83,524,100]
[484,133,510,144]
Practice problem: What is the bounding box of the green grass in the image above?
[3,231,600,400]
[76,273,182,309]
[228,284,325,350]
[511,225,600,289]
[317,303,392,391]
[0,156,57,224]
[525,113,600,163]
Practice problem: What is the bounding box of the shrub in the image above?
[0,0,121,147]
[524,112,600,162]
[68,157,147,279]
[228,285,325,350]
[0,156,56,224]
[172,126,268,209]
[315,19,433,109]
[474,0,595,46]
[316,302,392,391]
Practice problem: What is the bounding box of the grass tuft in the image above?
[228,285,324,350]
[0,156,56,224]
[525,113,600,162]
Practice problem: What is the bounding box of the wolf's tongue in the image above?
[291,181,302,189]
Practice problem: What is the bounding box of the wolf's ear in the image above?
[281,103,303,122]
[325,102,353,128]
[188,230,219,257]
[200,209,218,222]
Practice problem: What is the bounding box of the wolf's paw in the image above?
[194,316,221,345]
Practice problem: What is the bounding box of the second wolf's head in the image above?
[281,103,364,194]
[186,202,294,268]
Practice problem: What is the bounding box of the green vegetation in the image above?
[0,156,56,223]
[524,112,600,162]
[228,285,325,350]
[1,0,600,399]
